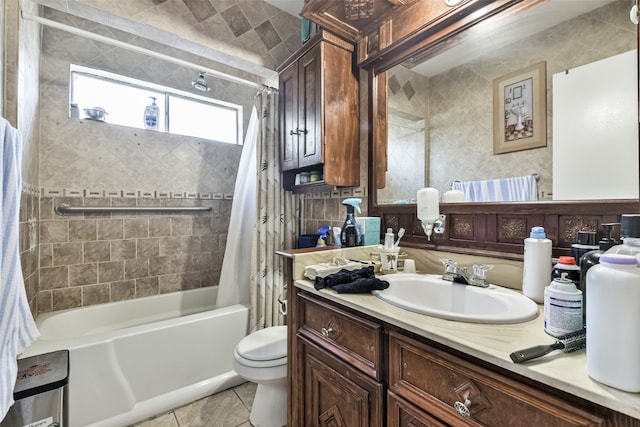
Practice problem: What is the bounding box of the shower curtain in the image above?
[216,106,259,308]
[216,90,297,332]
[250,91,297,331]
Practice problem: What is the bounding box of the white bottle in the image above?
[543,274,583,337]
[522,226,552,303]
[586,254,640,392]
[144,96,159,130]
[384,228,395,250]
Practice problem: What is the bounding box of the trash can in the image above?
[1,350,68,427]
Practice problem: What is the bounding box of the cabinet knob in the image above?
[453,399,472,418]
[320,327,334,338]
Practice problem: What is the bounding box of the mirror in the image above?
[374,0,638,205]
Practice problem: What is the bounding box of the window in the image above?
[70,65,243,145]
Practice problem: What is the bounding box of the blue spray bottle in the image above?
[341,198,363,247]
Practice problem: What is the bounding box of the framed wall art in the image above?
[493,61,547,154]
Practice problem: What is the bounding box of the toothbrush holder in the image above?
[380,247,400,273]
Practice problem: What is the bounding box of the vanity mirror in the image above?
[374,0,638,205]
[364,0,640,255]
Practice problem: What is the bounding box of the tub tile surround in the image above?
[36,195,231,314]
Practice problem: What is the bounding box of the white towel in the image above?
[0,117,39,420]
[452,175,538,202]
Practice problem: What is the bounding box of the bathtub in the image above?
[21,286,249,427]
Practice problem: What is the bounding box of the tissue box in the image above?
[357,217,381,246]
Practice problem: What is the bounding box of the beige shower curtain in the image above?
[249,90,298,332]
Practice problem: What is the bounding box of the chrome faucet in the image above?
[440,259,493,288]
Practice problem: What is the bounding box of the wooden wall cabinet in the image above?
[278,30,360,193]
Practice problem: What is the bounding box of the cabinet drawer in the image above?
[388,331,604,427]
[297,291,383,380]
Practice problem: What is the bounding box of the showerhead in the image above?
[192,72,210,92]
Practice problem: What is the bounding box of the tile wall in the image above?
[35,194,230,313]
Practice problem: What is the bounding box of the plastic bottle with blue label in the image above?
[144,96,159,130]
[522,226,552,303]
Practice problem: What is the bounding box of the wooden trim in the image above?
[369,200,640,259]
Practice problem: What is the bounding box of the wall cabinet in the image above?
[289,287,639,427]
[278,30,359,192]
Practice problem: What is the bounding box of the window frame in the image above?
[69,64,244,145]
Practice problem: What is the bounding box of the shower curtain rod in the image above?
[20,11,278,92]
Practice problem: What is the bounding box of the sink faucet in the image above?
[440,259,493,288]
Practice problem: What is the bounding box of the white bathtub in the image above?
[21,287,249,427]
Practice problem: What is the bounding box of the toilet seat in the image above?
[234,325,287,366]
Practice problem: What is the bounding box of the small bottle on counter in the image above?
[571,231,598,266]
[551,256,580,286]
[586,254,640,392]
[544,273,583,337]
[522,226,552,303]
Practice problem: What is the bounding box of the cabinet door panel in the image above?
[298,44,323,168]
[302,338,384,427]
[279,63,298,171]
[388,391,448,427]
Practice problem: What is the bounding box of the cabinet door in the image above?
[388,391,448,427]
[279,62,299,171]
[302,338,384,427]
[297,43,323,168]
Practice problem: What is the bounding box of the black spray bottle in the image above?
[341,198,363,247]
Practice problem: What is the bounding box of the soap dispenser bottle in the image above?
[144,96,160,130]
[341,198,363,247]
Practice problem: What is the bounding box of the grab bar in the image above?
[55,203,212,215]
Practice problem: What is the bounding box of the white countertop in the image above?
[294,278,640,420]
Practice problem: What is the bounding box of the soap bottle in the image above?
[570,231,598,266]
[144,96,160,130]
[340,198,363,247]
[605,214,640,265]
[586,253,640,392]
[522,226,552,303]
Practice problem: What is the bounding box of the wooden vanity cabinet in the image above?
[278,30,359,192]
[291,288,635,427]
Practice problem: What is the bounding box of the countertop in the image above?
[293,277,640,420]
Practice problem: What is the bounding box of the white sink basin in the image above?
[373,273,539,324]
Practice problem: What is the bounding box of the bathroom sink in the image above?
[373,273,539,324]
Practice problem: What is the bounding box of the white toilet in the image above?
[233,325,288,427]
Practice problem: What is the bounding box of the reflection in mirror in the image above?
[375,0,638,205]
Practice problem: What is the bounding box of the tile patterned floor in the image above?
[130,382,257,427]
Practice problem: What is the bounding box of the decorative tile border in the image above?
[38,188,233,200]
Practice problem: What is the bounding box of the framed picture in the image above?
[493,61,547,154]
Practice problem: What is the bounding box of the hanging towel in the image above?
[452,175,538,202]
[0,117,39,420]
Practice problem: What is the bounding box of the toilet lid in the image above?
[236,325,287,361]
